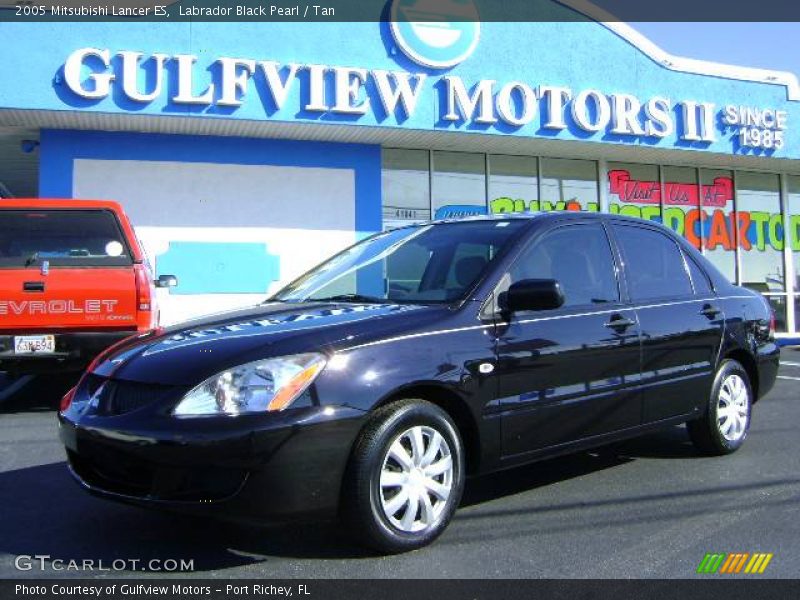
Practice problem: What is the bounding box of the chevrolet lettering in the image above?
[0,299,118,315]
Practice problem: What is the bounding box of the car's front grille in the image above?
[67,449,248,502]
[83,374,176,416]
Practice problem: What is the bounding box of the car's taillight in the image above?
[134,264,152,311]
[60,386,76,412]
[769,311,776,336]
[134,264,156,329]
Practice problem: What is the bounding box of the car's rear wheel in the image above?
[687,359,752,455]
[342,399,465,553]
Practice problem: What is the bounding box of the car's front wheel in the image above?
[687,359,753,455]
[342,399,465,553]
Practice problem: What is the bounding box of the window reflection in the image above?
[432,151,486,220]
[539,158,599,212]
[700,169,736,282]
[488,155,538,214]
[737,172,783,293]
[661,166,701,250]
[381,149,431,229]
[607,162,661,223]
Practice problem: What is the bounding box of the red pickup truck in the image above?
[0,199,176,377]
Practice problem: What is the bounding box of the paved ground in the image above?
[1,352,798,579]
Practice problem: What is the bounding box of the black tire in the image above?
[687,359,753,456]
[341,399,465,553]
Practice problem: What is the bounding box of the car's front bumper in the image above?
[59,402,367,522]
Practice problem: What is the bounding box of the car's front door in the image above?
[609,222,725,422]
[494,221,642,458]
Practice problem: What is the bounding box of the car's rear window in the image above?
[0,209,133,268]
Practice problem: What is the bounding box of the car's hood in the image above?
[92,301,450,385]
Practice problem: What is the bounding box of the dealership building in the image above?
[1,1,799,342]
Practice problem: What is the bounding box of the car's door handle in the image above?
[23,281,45,292]
[699,304,721,318]
[604,315,635,329]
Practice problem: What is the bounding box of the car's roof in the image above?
[415,211,656,227]
[0,198,125,211]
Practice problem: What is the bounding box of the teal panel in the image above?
[157,241,280,294]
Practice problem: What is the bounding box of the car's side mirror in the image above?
[155,274,178,288]
[499,279,564,313]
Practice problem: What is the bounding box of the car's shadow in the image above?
[0,425,703,570]
[0,373,78,414]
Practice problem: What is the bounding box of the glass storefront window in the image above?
[700,169,736,282]
[736,172,784,293]
[607,162,661,223]
[661,166,701,249]
[488,155,538,214]
[766,295,789,333]
[381,149,430,229]
[540,158,599,212]
[788,175,800,332]
[378,151,797,334]
[432,151,486,220]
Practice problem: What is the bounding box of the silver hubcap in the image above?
[379,425,454,533]
[717,373,750,442]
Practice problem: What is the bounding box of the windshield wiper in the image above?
[24,252,39,267]
[306,293,390,304]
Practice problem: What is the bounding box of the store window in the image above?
[432,151,486,220]
[539,158,599,212]
[787,175,800,332]
[766,295,789,334]
[699,169,736,282]
[736,172,784,293]
[607,162,661,223]
[381,149,430,229]
[661,166,701,249]
[488,155,538,214]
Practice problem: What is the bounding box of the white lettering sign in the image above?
[60,48,788,150]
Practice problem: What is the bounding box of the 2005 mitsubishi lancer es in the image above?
[59,212,779,553]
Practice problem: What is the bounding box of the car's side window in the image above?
[684,252,714,295]
[509,223,619,308]
[612,224,693,301]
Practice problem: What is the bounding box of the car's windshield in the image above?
[273,220,528,304]
[0,209,132,267]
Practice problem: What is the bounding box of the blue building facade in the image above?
[1,0,798,339]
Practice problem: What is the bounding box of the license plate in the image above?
[14,334,56,354]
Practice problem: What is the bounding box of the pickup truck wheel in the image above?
[687,359,752,456]
[342,399,464,553]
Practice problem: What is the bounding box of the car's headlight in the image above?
[172,353,327,416]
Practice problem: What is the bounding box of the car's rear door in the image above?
[0,208,138,333]
[609,221,724,422]
[495,220,642,458]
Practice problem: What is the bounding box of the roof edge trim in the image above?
[558,0,800,101]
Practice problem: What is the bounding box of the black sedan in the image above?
[59,213,779,553]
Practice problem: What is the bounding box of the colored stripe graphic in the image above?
[697,553,773,574]
[697,554,726,574]
[744,553,774,574]
[719,553,749,573]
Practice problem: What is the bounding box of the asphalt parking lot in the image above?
[1,353,798,579]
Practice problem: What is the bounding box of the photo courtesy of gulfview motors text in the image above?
[14,584,308,596]
[0,0,799,594]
